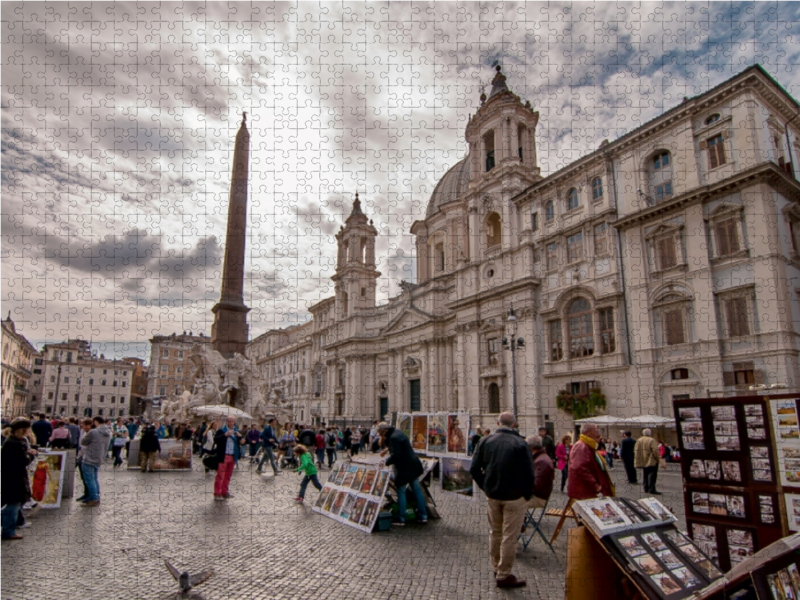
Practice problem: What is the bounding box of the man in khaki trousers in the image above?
[470,412,535,589]
[634,428,661,494]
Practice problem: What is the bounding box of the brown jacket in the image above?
[633,435,659,468]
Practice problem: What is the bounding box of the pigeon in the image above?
[164,560,214,597]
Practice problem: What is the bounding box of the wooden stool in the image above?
[549,497,579,545]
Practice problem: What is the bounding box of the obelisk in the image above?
[211,112,251,358]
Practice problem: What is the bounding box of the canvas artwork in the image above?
[411,416,428,451]
[427,414,447,454]
[446,414,468,454]
[28,451,66,509]
[440,457,473,499]
[397,415,412,441]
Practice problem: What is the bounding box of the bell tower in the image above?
[332,194,380,319]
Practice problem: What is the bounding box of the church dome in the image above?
[426,156,470,217]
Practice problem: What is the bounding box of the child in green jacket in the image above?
[294,444,322,503]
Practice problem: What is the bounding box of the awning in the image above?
[574,415,624,426]
[574,414,676,429]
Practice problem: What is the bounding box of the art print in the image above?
[427,414,447,453]
[342,466,358,488]
[441,457,473,499]
[670,567,699,588]
[785,495,800,532]
[351,467,366,491]
[331,491,347,515]
[682,434,704,450]
[360,469,377,495]
[744,404,763,417]
[716,435,740,451]
[751,446,769,459]
[350,497,368,524]
[689,459,706,479]
[679,407,701,421]
[746,415,764,426]
[678,543,703,563]
[397,414,411,441]
[650,572,681,594]
[635,554,663,575]
[691,492,710,514]
[705,460,721,480]
[619,536,646,558]
[28,451,66,509]
[721,461,741,482]
[315,487,333,509]
[726,529,753,566]
[339,493,357,520]
[748,427,767,440]
[642,532,667,552]
[446,414,467,454]
[374,470,391,497]
[359,499,380,529]
[655,549,683,571]
[789,564,800,596]
[664,531,690,548]
[411,415,428,451]
[712,405,736,421]
[726,495,746,518]
[708,494,728,516]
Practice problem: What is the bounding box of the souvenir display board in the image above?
[395,412,470,457]
[28,451,67,508]
[769,397,800,533]
[573,497,677,539]
[673,395,789,573]
[127,438,193,471]
[312,463,392,533]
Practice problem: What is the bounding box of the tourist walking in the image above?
[294,444,323,503]
[202,421,217,458]
[31,414,52,447]
[66,417,81,448]
[377,422,428,527]
[634,428,661,494]
[256,418,280,475]
[620,431,637,484]
[315,429,326,468]
[343,427,353,457]
[1,419,35,540]
[139,423,161,472]
[246,425,261,457]
[112,428,128,467]
[469,412,534,589]
[567,424,614,501]
[325,427,337,468]
[80,416,111,506]
[213,416,241,501]
[555,435,571,493]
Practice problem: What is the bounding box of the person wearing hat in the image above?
[1,419,36,540]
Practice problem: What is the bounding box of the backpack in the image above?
[327,432,336,446]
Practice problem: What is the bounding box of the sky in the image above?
[3,1,800,360]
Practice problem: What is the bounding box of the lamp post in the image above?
[502,305,525,422]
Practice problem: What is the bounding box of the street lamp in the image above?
[502,305,525,422]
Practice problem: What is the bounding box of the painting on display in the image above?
[441,457,473,499]
[447,414,468,454]
[28,451,66,509]
[313,465,393,533]
[397,414,411,441]
[411,415,428,451]
[427,414,447,453]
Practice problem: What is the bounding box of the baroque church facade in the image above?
[248,65,800,434]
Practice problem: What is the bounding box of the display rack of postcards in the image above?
[573,497,722,599]
[674,396,787,572]
[768,397,800,540]
[312,463,393,533]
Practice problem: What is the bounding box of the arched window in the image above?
[484,131,495,171]
[592,177,603,200]
[488,383,500,414]
[705,114,720,125]
[517,123,526,160]
[486,212,502,247]
[545,200,555,221]
[567,188,579,211]
[567,298,594,358]
[342,292,349,316]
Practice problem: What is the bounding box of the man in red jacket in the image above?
[567,423,615,500]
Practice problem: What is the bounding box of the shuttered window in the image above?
[715,218,740,257]
[656,237,678,270]
[708,134,726,169]
[664,308,685,345]
[599,308,616,353]
[725,297,750,337]
[549,320,563,361]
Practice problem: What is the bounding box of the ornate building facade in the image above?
[0,314,37,417]
[248,65,800,434]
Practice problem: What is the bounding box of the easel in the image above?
[549,497,579,545]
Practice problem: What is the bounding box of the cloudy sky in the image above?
[3,1,800,359]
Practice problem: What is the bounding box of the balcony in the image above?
[14,385,30,396]
[18,366,31,377]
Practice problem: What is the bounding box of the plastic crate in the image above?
[376,511,393,532]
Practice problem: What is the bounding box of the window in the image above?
[567,232,584,263]
[653,152,670,170]
[50,375,55,383]
[109,409,115,417]
[671,368,690,380]
[66,352,73,363]
[570,381,597,395]
[487,338,499,365]
[567,298,594,358]
[655,181,673,201]
[119,409,125,417]
[707,134,726,169]
[101,379,107,386]
[592,177,603,200]
[122,381,127,388]
[487,212,501,247]
[98,408,104,416]
[89,378,94,385]
[705,114,720,125]
[549,321,563,361]
[484,130,495,171]
[87,394,92,403]
[176,366,183,374]
[338,368,345,387]
[791,219,800,254]
[409,379,421,412]
[531,212,538,232]
[159,386,166,396]
[545,201,555,221]
[74,393,79,402]
[655,236,678,271]
[160,365,168,374]
[120,397,126,403]
[103,370,107,375]
[546,242,559,272]
[733,363,757,385]
[724,296,750,337]
[64,377,69,384]
[661,297,686,346]
[567,188,579,211]
[434,242,445,272]
[112,380,118,387]
[162,349,169,357]
[99,395,105,403]
[178,350,184,358]
[48,391,54,400]
[114,370,119,376]
[111,396,115,403]
[714,217,740,257]
[76,378,81,385]
[487,383,500,414]
[599,308,615,353]
[594,223,608,255]
[517,123,526,161]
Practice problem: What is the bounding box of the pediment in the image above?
[385,306,433,334]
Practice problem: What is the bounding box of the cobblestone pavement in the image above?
[1,457,686,600]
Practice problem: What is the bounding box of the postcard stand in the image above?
[673,394,795,572]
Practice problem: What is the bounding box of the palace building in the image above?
[248,65,800,433]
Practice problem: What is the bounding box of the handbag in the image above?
[202,454,220,471]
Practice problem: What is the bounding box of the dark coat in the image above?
[1,436,33,505]
[470,427,535,501]
[214,427,242,461]
[298,429,316,448]
[532,449,555,501]
[541,434,556,461]
[620,437,636,463]
[383,427,423,487]
[31,419,52,447]
[139,426,161,453]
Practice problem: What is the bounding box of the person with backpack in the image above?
[139,424,161,473]
[325,428,337,468]
[315,429,326,468]
[256,418,280,475]
[293,444,322,503]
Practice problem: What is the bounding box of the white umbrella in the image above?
[619,415,677,429]
[192,405,254,420]
[574,415,623,425]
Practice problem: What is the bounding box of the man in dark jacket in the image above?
[377,422,427,526]
[139,425,161,472]
[31,414,52,447]
[257,418,280,475]
[298,426,316,449]
[619,431,637,484]
[538,427,556,462]
[1,419,35,540]
[526,435,555,508]
[470,412,534,589]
